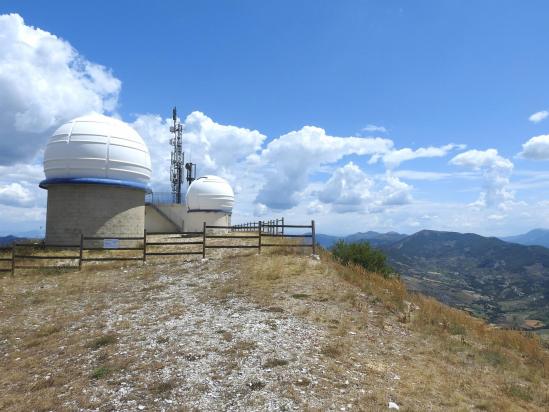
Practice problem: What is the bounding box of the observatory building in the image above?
[145,175,234,233]
[40,111,235,243]
[185,175,234,231]
[40,114,152,245]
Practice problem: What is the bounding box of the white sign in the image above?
[103,239,120,249]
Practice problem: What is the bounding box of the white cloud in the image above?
[131,114,172,189]
[380,174,413,206]
[318,162,374,213]
[528,110,548,123]
[181,111,266,180]
[0,13,545,237]
[451,148,513,171]
[450,149,514,209]
[393,170,477,181]
[518,135,549,160]
[0,13,121,165]
[0,183,35,207]
[362,124,387,133]
[373,144,465,169]
[253,203,268,217]
[255,126,393,209]
[316,163,412,213]
[132,111,266,198]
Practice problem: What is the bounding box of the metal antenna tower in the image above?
[169,107,184,203]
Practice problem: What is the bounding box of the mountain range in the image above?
[316,231,407,249]
[501,228,549,248]
[317,229,549,330]
[0,235,21,247]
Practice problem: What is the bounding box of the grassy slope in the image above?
[0,244,548,411]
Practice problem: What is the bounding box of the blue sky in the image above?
[1,1,549,236]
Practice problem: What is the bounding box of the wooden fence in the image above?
[0,247,14,275]
[2,219,316,275]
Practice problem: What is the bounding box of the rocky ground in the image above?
[1,246,547,411]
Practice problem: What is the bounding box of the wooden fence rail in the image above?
[3,218,316,275]
[0,248,13,274]
[144,231,203,259]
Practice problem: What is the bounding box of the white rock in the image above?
[137,405,145,410]
[388,401,399,410]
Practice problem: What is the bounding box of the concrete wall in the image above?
[145,205,180,233]
[45,184,145,245]
[185,211,231,232]
[155,204,186,231]
[144,205,231,234]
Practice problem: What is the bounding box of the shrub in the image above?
[331,240,393,276]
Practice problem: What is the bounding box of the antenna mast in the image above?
[169,107,184,204]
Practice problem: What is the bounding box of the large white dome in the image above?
[42,113,151,187]
[186,175,234,213]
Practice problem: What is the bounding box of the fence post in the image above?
[78,233,84,270]
[281,217,284,237]
[10,245,15,276]
[258,221,262,254]
[143,230,147,262]
[311,220,316,256]
[202,222,206,259]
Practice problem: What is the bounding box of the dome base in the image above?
[44,184,145,245]
[40,177,151,193]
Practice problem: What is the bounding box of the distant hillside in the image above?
[501,228,549,248]
[380,230,549,328]
[315,231,407,249]
[0,236,20,247]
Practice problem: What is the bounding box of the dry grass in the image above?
[218,244,549,411]
[320,249,549,378]
[1,238,548,411]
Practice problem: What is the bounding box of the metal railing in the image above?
[145,192,184,205]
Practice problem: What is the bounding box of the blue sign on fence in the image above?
[103,239,119,249]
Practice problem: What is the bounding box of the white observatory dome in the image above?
[186,175,234,212]
[42,113,151,189]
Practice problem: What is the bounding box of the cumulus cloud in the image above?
[372,144,465,169]
[518,135,549,160]
[0,183,35,207]
[253,203,268,217]
[380,174,413,206]
[361,124,387,133]
[255,126,393,209]
[450,149,514,209]
[316,162,412,213]
[133,113,453,214]
[0,161,45,208]
[132,111,266,194]
[317,162,374,213]
[528,110,548,123]
[181,111,266,180]
[0,13,121,165]
[451,149,513,171]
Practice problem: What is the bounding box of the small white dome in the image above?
[43,113,151,185]
[186,175,234,212]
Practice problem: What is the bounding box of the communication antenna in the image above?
[185,162,196,185]
[169,107,184,203]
